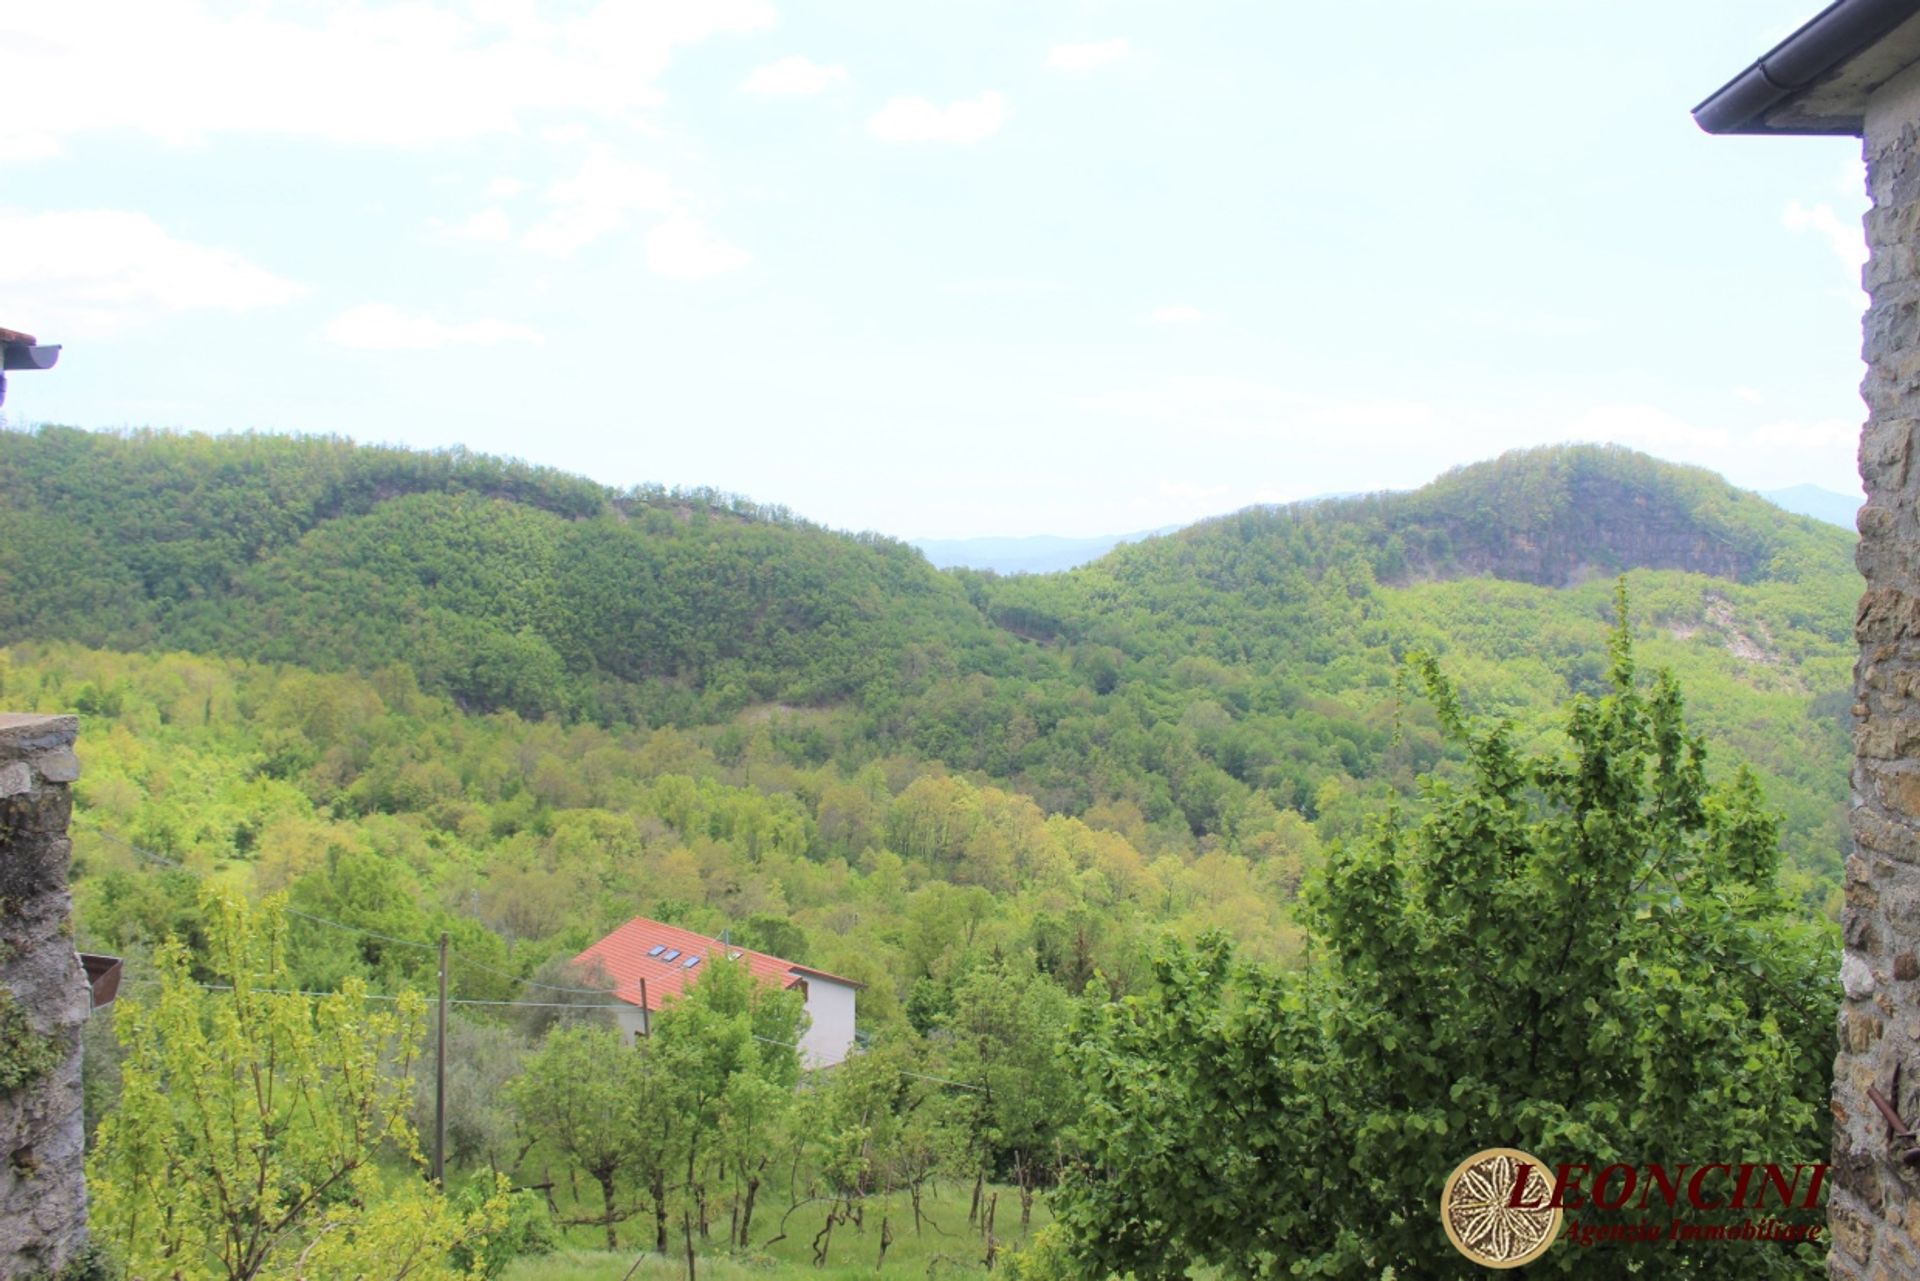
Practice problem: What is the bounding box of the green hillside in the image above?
[0,427,1018,723]
[1,429,1853,1277]
[0,429,1858,891]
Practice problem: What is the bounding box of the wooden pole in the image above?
[434,931,448,1183]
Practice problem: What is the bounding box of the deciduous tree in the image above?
[1051,605,1835,1278]
[88,887,509,1281]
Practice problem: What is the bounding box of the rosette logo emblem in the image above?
[1440,1148,1563,1268]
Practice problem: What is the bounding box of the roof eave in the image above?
[787,963,866,990]
[1694,0,1920,135]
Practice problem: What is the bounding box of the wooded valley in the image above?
[0,428,1851,1278]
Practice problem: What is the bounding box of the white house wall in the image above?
[615,1004,650,1046]
[797,977,857,1068]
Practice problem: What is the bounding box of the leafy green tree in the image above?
[411,1014,529,1172]
[941,960,1077,1212]
[88,887,509,1281]
[509,1023,653,1250]
[1052,609,1835,1278]
[648,950,804,1244]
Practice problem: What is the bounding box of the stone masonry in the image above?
[0,715,89,1275]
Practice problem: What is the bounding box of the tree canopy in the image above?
[1049,609,1835,1278]
[87,887,511,1281]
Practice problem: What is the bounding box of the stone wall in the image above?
[0,714,89,1275]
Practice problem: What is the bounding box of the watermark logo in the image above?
[1440,1147,1828,1266]
[1440,1147,1562,1268]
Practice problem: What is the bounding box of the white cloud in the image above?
[1150,304,1206,324]
[488,176,528,199]
[0,0,775,156]
[742,56,849,96]
[1734,386,1765,405]
[437,208,514,242]
[1047,38,1130,73]
[867,91,1008,144]
[470,148,750,277]
[0,209,304,337]
[0,134,60,163]
[325,303,543,351]
[522,147,679,257]
[1783,199,1868,282]
[645,216,751,279]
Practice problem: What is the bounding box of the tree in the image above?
[1051,605,1836,1278]
[88,887,509,1281]
[647,950,803,1246]
[941,960,1076,1225]
[509,1023,653,1251]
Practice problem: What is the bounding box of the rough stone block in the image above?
[1880,769,1920,820]
[1856,805,1920,862]
[1857,717,1920,761]
[29,750,78,785]
[1839,1150,1885,1212]
[1846,953,1879,1000]
[1834,1200,1878,1263]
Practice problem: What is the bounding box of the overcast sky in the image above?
[0,1,1874,538]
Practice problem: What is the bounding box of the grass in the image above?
[499,1182,1050,1280]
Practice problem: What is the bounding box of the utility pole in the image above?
[434,931,448,1184]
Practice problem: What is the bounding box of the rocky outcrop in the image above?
[1384,451,1783,588]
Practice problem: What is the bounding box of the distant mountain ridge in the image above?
[1760,483,1861,530]
[919,480,1856,577]
[912,528,1177,575]
[0,431,1854,721]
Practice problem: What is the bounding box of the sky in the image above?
[0,0,1877,539]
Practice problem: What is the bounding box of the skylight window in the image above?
[727,950,743,961]
[682,956,701,970]
[647,945,665,957]
[660,949,681,962]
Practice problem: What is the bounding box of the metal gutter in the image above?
[0,327,59,410]
[1693,0,1920,134]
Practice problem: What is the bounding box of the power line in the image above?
[89,826,669,999]
[285,907,436,953]
[88,826,464,961]
[195,982,629,1012]
[192,983,979,1088]
[900,1068,984,1092]
[446,948,613,997]
[86,826,976,1090]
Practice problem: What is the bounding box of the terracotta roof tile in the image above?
[572,916,858,1011]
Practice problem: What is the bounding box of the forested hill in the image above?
[0,428,1859,887]
[0,427,1017,723]
[972,444,1851,657]
[1119,445,1843,595]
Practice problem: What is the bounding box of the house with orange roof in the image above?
[573,915,861,1068]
